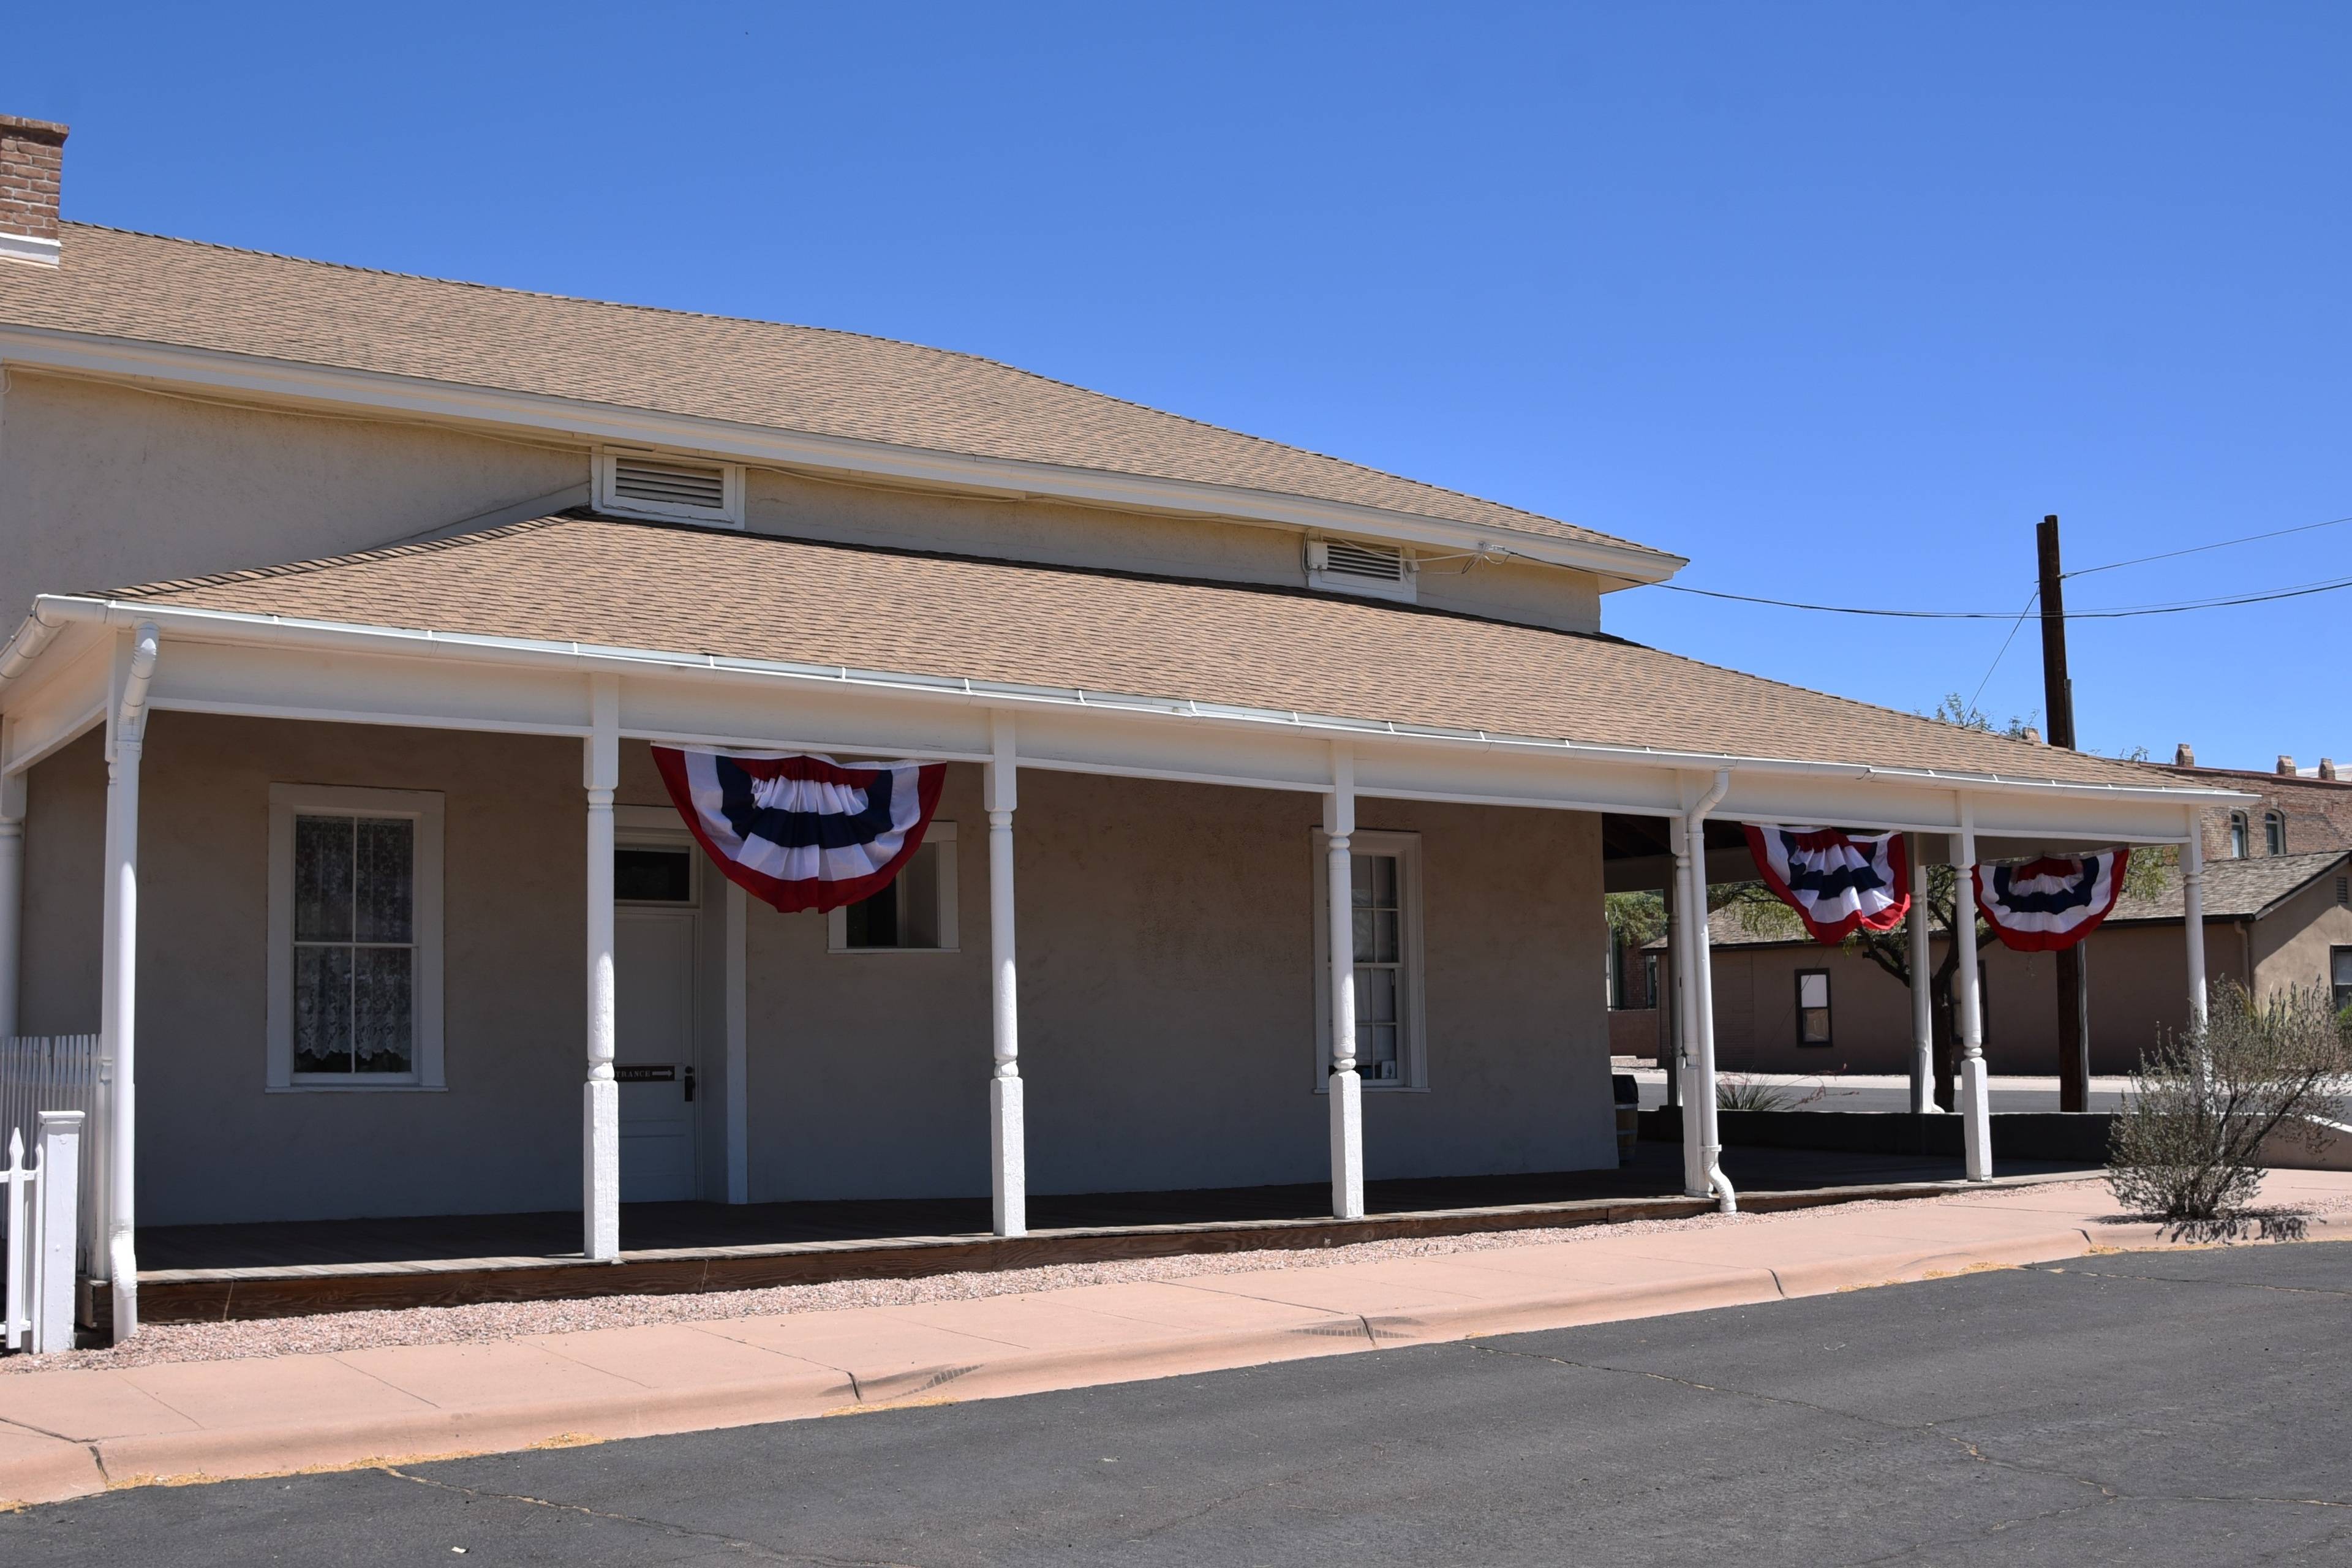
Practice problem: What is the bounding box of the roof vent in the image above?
[596,450,744,527]
[1306,535,1416,603]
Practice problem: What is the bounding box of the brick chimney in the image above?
[2174,742,2196,767]
[0,115,68,269]
[2322,758,2339,782]
[2277,754,2297,776]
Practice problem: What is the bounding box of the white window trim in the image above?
[1311,828,1428,1092]
[826,822,960,954]
[614,805,699,907]
[594,448,746,528]
[266,783,447,1091]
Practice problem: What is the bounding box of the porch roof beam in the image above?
[3,594,2252,843]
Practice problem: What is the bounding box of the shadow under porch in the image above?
[126,1142,2103,1325]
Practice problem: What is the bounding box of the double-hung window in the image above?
[2332,947,2352,1014]
[1311,829,1426,1090]
[2228,812,2249,858]
[2264,811,2286,856]
[268,785,445,1089]
[1795,969,1832,1046]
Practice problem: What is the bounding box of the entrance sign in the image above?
[652,748,947,913]
[1973,850,2131,951]
[1741,824,1912,945]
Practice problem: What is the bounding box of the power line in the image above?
[2062,512,2352,579]
[1966,589,2039,714]
[1651,571,2352,619]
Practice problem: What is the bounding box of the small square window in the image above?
[1796,969,1832,1047]
[827,826,959,952]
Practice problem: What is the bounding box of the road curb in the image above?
[6,1218,2347,1509]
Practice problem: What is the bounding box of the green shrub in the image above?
[2107,983,2349,1227]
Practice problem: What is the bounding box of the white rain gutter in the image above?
[0,603,65,690]
[1685,768,1737,1213]
[0,595,2250,817]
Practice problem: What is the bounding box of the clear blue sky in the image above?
[9,4,2346,771]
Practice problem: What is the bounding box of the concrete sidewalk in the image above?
[5,1169,2348,1509]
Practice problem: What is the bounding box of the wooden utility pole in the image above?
[2036,515,2090,1113]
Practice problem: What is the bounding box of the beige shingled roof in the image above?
[0,224,1667,562]
[103,514,2181,790]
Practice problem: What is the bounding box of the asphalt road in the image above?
[9,1242,2348,1566]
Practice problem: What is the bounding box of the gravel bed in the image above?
[4,1183,2108,1376]
[12,1175,2338,1377]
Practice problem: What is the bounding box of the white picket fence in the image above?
[2,1112,80,1353]
[0,1035,107,1276]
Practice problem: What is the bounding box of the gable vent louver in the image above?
[1321,538,1408,582]
[597,450,744,526]
[1308,535,1417,602]
[614,456,727,512]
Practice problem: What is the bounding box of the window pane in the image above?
[352,947,413,1073]
[845,876,899,948]
[294,816,354,943]
[1798,973,1829,1009]
[614,846,693,903]
[2332,950,2352,986]
[293,944,353,1072]
[354,818,414,943]
[1800,1008,1831,1045]
[899,845,940,948]
[1355,965,1399,1025]
[1359,1025,1400,1077]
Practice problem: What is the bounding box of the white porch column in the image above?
[1324,745,1364,1221]
[1683,772,1733,1212]
[582,676,620,1262]
[1659,872,1678,1110]
[2180,827,2207,1028]
[986,712,1026,1237]
[1952,804,1992,1182]
[1668,815,1706,1197]
[0,718,23,1039]
[1907,833,1934,1115]
[724,881,749,1205]
[101,624,157,1340]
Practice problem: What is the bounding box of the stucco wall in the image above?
[1683,918,2267,1078]
[0,370,1608,641]
[22,714,1615,1226]
[0,371,587,625]
[748,771,1613,1200]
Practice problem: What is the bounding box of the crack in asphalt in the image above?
[379,1464,924,1566]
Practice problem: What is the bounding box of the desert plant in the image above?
[2107,982,2350,1227]
[1716,1073,1800,1112]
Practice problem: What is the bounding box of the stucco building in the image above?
[0,115,2237,1338]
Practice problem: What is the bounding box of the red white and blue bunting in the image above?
[651,747,948,914]
[1972,849,2131,952]
[1741,824,1913,945]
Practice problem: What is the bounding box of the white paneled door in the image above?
[616,909,699,1203]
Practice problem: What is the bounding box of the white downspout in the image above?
[102,621,158,1340]
[1684,769,1736,1213]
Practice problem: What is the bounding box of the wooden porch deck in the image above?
[129,1144,2103,1325]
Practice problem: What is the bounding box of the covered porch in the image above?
[127,1144,2105,1325]
[0,518,2238,1341]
